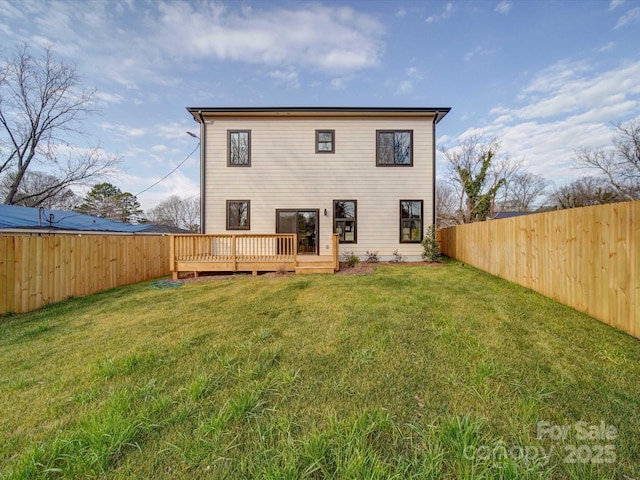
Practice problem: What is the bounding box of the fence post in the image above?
[170,235,177,280]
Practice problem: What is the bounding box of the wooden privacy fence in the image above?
[439,201,639,339]
[0,233,171,316]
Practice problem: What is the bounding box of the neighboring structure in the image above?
[493,211,535,220]
[186,107,450,261]
[0,204,188,234]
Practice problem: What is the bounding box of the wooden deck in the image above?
[170,234,339,278]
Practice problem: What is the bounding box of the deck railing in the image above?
[170,234,297,277]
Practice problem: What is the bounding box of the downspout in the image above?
[432,111,439,227]
[197,110,206,234]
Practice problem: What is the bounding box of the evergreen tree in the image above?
[77,183,143,223]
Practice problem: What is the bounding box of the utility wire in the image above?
[135,143,200,196]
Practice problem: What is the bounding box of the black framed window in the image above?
[377,130,413,166]
[228,130,251,166]
[316,130,335,153]
[226,200,250,230]
[334,200,357,243]
[400,200,423,243]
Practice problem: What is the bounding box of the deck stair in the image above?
[295,255,336,274]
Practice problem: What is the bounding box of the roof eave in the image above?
[186,107,451,123]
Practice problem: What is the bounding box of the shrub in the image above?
[346,255,360,268]
[365,250,379,263]
[340,249,360,268]
[340,249,354,262]
[391,250,405,263]
[421,224,441,262]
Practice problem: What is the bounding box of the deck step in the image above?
[294,255,336,274]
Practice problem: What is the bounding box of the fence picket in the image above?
[0,234,170,316]
[439,201,640,340]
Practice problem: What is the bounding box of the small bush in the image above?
[346,255,360,268]
[365,250,379,263]
[340,249,354,262]
[391,250,405,263]
[421,224,441,262]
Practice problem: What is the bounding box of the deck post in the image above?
[332,233,339,271]
[293,234,297,266]
[231,235,237,271]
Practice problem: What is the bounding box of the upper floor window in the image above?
[400,200,423,243]
[377,130,413,166]
[227,200,250,230]
[228,130,251,166]
[334,200,356,243]
[316,130,335,153]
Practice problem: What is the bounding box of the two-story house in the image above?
[182,107,449,273]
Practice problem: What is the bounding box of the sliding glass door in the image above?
[276,209,319,254]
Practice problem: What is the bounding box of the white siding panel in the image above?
[203,116,434,259]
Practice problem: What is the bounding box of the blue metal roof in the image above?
[0,204,152,232]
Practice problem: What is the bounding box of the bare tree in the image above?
[0,170,80,209]
[0,44,118,205]
[441,134,519,223]
[146,195,200,232]
[574,119,640,200]
[547,176,620,210]
[435,182,458,227]
[499,172,549,212]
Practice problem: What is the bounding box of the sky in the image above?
[1,0,639,212]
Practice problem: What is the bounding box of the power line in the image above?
[135,143,200,197]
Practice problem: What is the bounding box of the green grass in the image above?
[1,261,639,479]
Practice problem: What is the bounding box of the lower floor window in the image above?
[226,200,250,229]
[400,200,423,243]
[334,200,357,243]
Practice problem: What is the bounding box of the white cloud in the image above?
[395,80,413,96]
[495,1,512,14]
[515,60,640,120]
[464,45,495,62]
[447,59,640,184]
[1,1,383,93]
[396,8,407,18]
[268,69,300,88]
[609,0,625,10]
[0,0,25,19]
[156,122,194,141]
[389,66,426,96]
[405,66,424,79]
[93,91,124,104]
[330,76,352,89]
[599,41,615,52]
[155,3,384,73]
[615,7,640,28]
[426,2,455,23]
[100,122,147,137]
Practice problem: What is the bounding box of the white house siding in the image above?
[202,114,435,261]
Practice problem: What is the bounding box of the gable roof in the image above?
[187,106,451,124]
[0,204,151,233]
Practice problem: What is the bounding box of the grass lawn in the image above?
[1,260,639,479]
